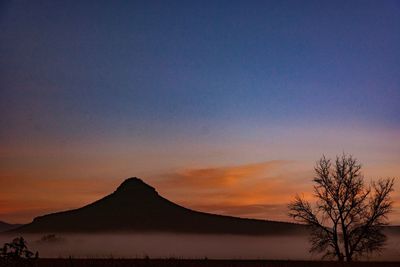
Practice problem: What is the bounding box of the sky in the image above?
[0,0,399,224]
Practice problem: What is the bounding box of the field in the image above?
[7,259,399,267]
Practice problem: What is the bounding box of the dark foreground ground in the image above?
[3,259,399,267]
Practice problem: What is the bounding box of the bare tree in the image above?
[288,154,395,262]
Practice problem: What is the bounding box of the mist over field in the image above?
[1,233,399,260]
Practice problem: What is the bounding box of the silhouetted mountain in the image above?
[0,221,22,232]
[14,177,308,235]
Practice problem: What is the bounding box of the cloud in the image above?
[153,161,313,221]
[153,160,400,223]
[158,161,283,187]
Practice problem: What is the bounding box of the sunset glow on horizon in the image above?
[1,0,399,225]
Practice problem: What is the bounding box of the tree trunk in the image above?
[340,215,351,261]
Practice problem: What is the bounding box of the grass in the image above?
[18,259,400,267]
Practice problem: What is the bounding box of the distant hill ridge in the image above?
[0,221,22,232]
[13,177,307,235]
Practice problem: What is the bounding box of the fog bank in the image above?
[1,233,399,260]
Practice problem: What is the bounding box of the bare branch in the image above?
[288,154,396,262]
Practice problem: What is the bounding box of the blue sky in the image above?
[0,0,399,223]
[1,0,399,140]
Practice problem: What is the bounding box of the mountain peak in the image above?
[12,176,307,235]
[115,177,157,196]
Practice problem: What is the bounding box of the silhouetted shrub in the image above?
[37,234,64,244]
[0,237,38,266]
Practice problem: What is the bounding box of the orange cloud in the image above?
[158,161,284,187]
[151,161,400,223]
[153,161,314,221]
